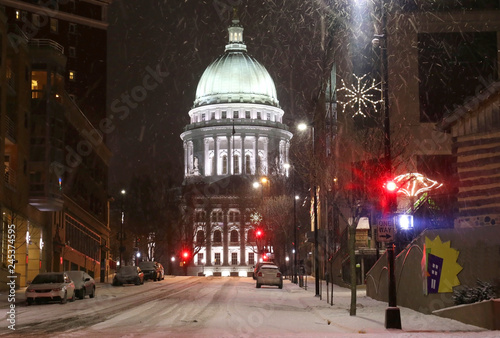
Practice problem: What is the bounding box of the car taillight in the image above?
[257,272,263,277]
[276,273,281,278]
[27,288,34,292]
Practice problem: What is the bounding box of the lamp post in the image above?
[372,0,400,328]
[293,194,299,284]
[284,162,300,284]
[119,189,126,267]
[298,122,320,297]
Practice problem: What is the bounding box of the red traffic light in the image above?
[182,250,190,259]
[384,180,397,192]
[255,229,263,238]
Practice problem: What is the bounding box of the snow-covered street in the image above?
[1,276,496,337]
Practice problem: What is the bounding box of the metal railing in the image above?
[28,39,64,54]
[4,165,17,187]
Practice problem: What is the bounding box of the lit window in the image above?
[50,18,58,33]
[69,71,75,81]
[32,14,40,27]
[15,10,20,20]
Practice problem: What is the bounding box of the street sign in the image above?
[377,218,395,243]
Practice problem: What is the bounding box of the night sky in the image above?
[106,0,372,193]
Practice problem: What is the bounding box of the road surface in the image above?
[1,276,494,337]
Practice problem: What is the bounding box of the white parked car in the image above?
[26,272,76,305]
[65,271,96,299]
[255,265,283,289]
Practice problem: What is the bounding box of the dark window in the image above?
[214,253,221,265]
[230,230,238,243]
[248,253,255,265]
[231,252,238,265]
[418,32,497,122]
[196,230,205,245]
[213,230,222,243]
[248,229,255,242]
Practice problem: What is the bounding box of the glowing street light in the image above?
[297,122,320,297]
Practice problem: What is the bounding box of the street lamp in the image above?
[284,162,300,284]
[297,122,320,297]
[253,176,269,200]
[119,189,126,267]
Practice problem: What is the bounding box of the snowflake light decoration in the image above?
[337,74,382,118]
[250,212,262,224]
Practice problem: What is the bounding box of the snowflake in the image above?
[337,74,382,118]
[250,212,262,224]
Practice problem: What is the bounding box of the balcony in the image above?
[29,181,63,211]
[4,165,16,189]
[6,66,15,95]
[183,118,290,132]
[4,115,16,144]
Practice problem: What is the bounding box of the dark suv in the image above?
[138,261,163,281]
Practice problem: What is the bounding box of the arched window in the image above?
[230,230,238,243]
[211,156,215,176]
[222,155,228,174]
[245,155,251,174]
[247,229,255,242]
[196,230,205,245]
[234,154,240,174]
[213,230,222,243]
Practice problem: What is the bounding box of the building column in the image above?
[205,207,212,267]
[252,135,257,175]
[214,135,219,175]
[239,210,246,266]
[227,134,233,175]
[183,141,188,176]
[262,137,269,175]
[204,138,211,176]
[222,207,229,266]
[187,141,194,175]
[240,134,245,174]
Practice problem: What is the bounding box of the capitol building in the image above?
[180,15,292,276]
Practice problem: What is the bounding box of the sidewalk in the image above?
[287,276,495,337]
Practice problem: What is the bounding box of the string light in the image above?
[337,73,382,118]
[393,173,443,197]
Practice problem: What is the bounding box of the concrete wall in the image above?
[366,225,500,314]
[433,299,500,330]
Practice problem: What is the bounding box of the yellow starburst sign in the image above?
[423,235,463,293]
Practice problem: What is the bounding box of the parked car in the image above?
[156,262,165,280]
[138,261,164,281]
[112,266,144,286]
[255,265,283,289]
[65,271,95,299]
[26,272,76,305]
[253,261,276,280]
